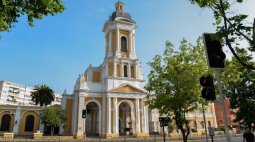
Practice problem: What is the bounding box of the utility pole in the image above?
[216,69,231,142]
[202,104,208,142]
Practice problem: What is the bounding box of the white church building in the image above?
[60,1,150,139]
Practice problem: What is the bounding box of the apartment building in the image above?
[0,81,61,106]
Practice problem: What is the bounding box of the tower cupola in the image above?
[115,0,124,12]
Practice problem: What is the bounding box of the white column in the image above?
[107,97,112,134]
[13,105,21,135]
[133,30,136,58]
[134,62,138,79]
[105,62,108,78]
[141,100,145,133]
[116,29,120,56]
[39,105,45,133]
[114,62,117,77]
[136,98,140,133]
[129,31,133,57]
[145,105,149,133]
[76,96,85,135]
[59,98,67,135]
[108,32,112,57]
[121,62,124,77]
[102,96,106,134]
[128,64,131,78]
[113,97,118,134]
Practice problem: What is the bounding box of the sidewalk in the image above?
[0,134,242,142]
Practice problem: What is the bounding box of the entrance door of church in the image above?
[85,102,99,137]
[119,102,132,136]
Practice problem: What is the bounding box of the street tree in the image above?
[31,84,55,107]
[189,0,255,69]
[0,0,65,33]
[40,107,65,135]
[221,48,255,129]
[145,38,210,142]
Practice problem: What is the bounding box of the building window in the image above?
[200,121,205,129]
[208,121,211,127]
[194,121,197,129]
[121,36,127,52]
[25,115,34,132]
[124,65,128,77]
[0,114,11,131]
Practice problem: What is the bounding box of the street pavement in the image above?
[0,135,243,142]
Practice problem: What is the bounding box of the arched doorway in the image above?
[85,102,99,136]
[0,114,11,132]
[119,102,132,135]
[25,115,34,132]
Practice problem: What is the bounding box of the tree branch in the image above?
[218,0,255,70]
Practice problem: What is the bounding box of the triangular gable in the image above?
[110,84,146,93]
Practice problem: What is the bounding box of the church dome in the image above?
[109,1,135,23]
[110,11,132,21]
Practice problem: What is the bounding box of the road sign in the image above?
[159,117,170,127]
[208,127,215,136]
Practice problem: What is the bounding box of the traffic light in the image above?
[82,109,87,118]
[200,75,216,101]
[203,33,226,69]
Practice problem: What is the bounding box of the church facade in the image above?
[61,1,149,139]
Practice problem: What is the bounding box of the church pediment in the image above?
[110,84,145,94]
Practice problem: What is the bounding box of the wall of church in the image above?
[131,65,135,78]
[111,31,116,55]
[117,63,121,77]
[108,62,114,77]
[92,71,101,83]
[64,99,73,135]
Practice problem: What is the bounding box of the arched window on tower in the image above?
[121,36,128,52]
[25,115,35,132]
[124,65,128,77]
[0,114,11,131]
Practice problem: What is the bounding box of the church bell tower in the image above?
[103,0,143,83]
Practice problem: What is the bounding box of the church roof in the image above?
[109,1,135,23]
[110,11,132,22]
[110,83,147,94]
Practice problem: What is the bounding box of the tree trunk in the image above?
[51,126,53,136]
[179,124,190,142]
[180,128,187,142]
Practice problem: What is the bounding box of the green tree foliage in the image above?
[40,107,65,135]
[0,0,65,32]
[189,0,255,69]
[145,38,209,142]
[31,84,55,106]
[221,48,255,129]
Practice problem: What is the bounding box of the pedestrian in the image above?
[243,128,254,142]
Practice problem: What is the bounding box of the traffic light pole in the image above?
[202,104,209,142]
[216,69,231,142]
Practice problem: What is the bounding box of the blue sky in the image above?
[0,0,254,94]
